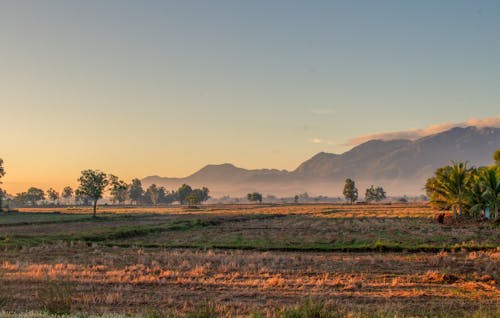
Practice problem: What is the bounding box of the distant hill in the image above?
[143,126,500,197]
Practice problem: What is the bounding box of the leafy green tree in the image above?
[247,192,263,203]
[145,184,160,205]
[76,169,109,217]
[46,188,59,204]
[186,192,201,206]
[0,159,5,211]
[202,187,210,201]
[157,186,166,204]
[62,186,73,203]
[128,178,144,205]
[364,185,386,203]
[187,187,210,206]
[158,187,175,204]
[109,175,129,205]
[14,192,29,206]
[343,178,358,204]
[294,195,299,204]
[176,184,193,205]
[199,187,210,202]
[25,187,45,206]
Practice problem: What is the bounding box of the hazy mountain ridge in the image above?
[143,163,291,185]
[143,126,500,197]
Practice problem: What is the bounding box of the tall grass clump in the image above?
[36,280,73,315]
[186,302,221,318]
[279,299,337,318]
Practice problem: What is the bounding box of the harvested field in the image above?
[3,204,498,252]
[1,245,499,316]
[0,204,499,317]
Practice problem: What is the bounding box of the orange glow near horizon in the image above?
[2,1,499,194]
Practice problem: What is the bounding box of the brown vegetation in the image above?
[0,245,499,316]
[0,204,498,316]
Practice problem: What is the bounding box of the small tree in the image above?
[343,178,358,204]
[0,159,5,211]
[247,192,263,203]
[195,187,209,203]
[365,185,386,203]
[128,178,144,205]
[47,188,59,204]
[158,187,175,204]
[145,184,160,205]
[76,170,109,217]
[62,186,73,204]
[13,192,28,206]
[26,187,45,206]
[294,195,299,204]
[188,187,210,206]
[109,175,129,205]
[176,184,193,205]
[186,192,201,207]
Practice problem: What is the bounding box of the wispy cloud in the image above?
[310,137,336,145]
[345,115,500,146]
[310,109,336,116]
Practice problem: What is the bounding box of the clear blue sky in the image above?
[1,0,499,192]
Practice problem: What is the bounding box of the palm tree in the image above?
[467,168,487,219]
[425,166,453,211]
[472,167,500,220]
[449,161,472,218]
[426,162,472,219]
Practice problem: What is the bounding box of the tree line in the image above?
[244,182,386,205]
[76,170,210,217]
[0,165,209,216]
[2,148,499,217]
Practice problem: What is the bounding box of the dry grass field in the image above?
[0,203,499,317]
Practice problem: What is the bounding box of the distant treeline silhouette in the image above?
[1,146,498,220]
[0,167,209,216]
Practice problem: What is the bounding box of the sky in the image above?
[1,0,500,193]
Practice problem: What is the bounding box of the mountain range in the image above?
[143,126,500,197]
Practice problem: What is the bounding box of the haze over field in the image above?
[143,126,500,196]
[1,1,500,194]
